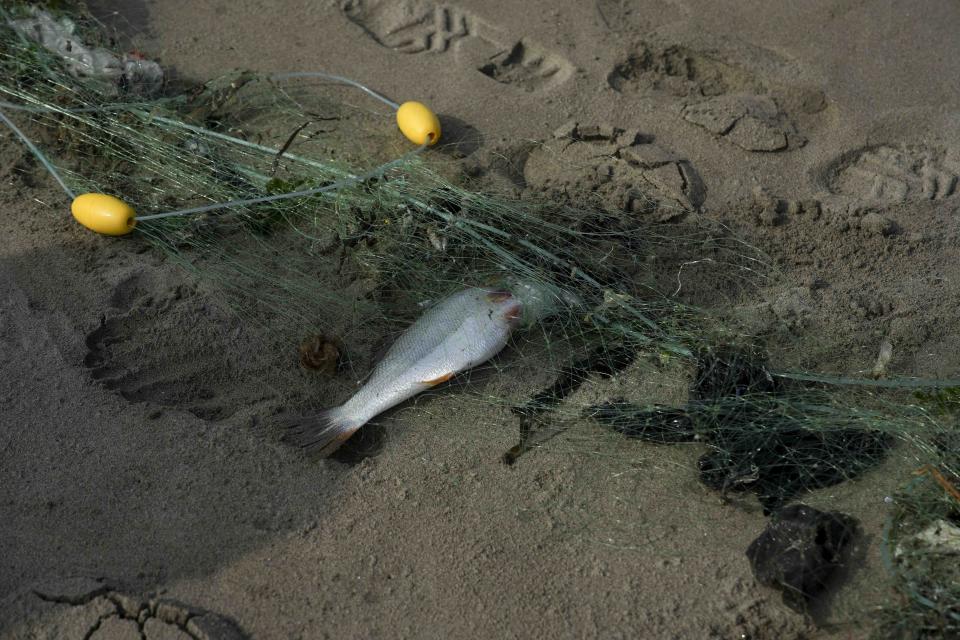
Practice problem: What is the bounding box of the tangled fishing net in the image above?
[2,3,959,636]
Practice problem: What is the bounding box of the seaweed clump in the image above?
[590,346,892,514]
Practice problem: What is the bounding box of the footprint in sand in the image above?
[825,144,959,204]
[17,577,246,640]
[83,272,250,421]
[608,37,827,152]
[521,122,706,220]
[340,0,573,91]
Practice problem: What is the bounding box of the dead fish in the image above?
[281,286,533,456]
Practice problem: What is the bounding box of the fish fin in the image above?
[278,407,363,457]
[422,371,455,387]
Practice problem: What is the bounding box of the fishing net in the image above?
[0,1,767,425]
[2,2,959,635]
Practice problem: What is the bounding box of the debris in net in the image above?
[894,519,960,559]
[746,504,858,613]
[871,338,893,379]
[913,463,960,503]
[688,344,781,400]
[8,8,163,95]
[589,347,891,513]
[298,334,341,376]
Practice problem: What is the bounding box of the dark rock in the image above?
[746,504,857,612]
[859,212,895,236]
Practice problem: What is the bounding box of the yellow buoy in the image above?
[71,193,136,236]
[396,101,441,146]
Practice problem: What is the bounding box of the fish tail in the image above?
[278,406,364,456]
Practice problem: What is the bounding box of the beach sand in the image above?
[2,1,960,638]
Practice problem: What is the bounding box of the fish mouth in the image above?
[486,289,513,303]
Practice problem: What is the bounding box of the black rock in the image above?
[746,504,858,612]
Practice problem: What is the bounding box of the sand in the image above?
[2,0,960,638]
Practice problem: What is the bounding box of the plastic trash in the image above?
[8,8,162,95]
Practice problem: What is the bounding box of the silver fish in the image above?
[282,286,530,456]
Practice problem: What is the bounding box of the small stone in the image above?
[799,89,827,114]
[186,613,246,640]
[746,504,858,612]
[678,162,707,209]
[860,212,895,236]
[619,144,678,169]
[153,599,200,626]
[577,123,617,140]
[726,115,788,152]
[682,99,741,134]
[641,164,687,208]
